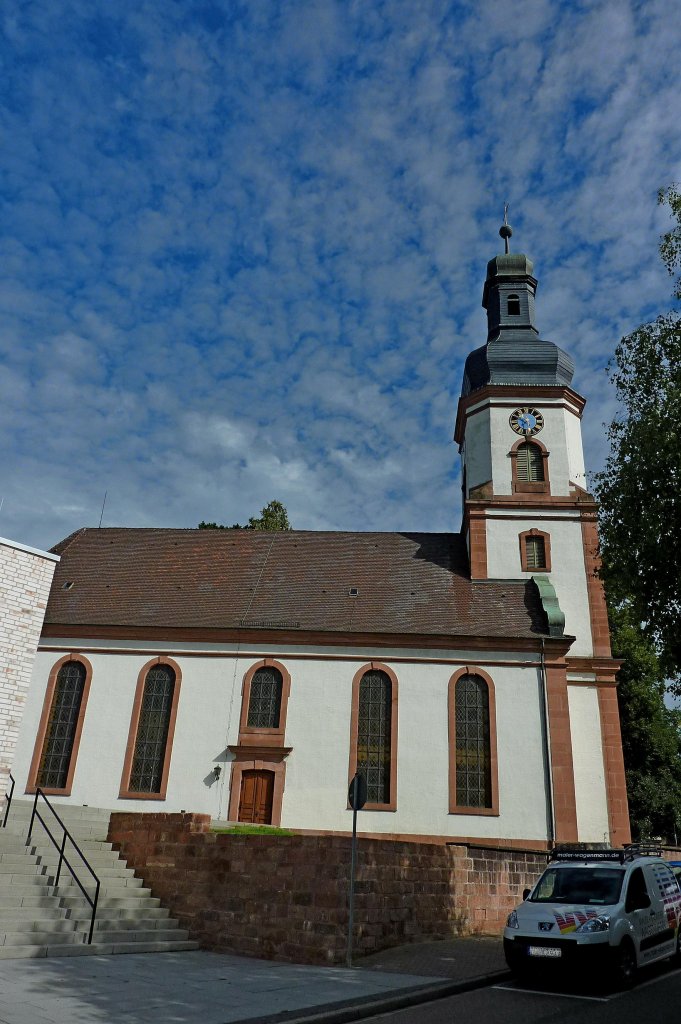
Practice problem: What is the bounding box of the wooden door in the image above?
[238,769,274,824]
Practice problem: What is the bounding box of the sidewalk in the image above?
[0,938,508,1024]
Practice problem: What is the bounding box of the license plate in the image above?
[528,946,562,958]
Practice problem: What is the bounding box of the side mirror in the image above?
[523,888,531,901]
[635,892,651,910]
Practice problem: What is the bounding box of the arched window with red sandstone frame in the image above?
[27,655,93,796]
[510,436,550,494]
[448,668,499,816]
[348,663,398,811]
[119,657,182,800]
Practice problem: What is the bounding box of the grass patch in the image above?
[211,824,295,836]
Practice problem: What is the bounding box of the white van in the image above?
[503,845,681,986]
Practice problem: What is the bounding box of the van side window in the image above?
[625,867,648,912]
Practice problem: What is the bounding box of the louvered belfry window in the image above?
[357,670,392,804]
[129,664,175,793]
[247,667,283,729]
[516,441,544,482]
[37,661,86,789]
[455,674,492,808]
[525,535,547,570]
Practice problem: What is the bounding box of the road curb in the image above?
[226,968,512,1024]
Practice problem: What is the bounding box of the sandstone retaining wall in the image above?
[109,813,550,964]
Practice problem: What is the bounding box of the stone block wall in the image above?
[0,538,58,798]
[109,813,550,964]
[449,844,547,933]
[108,813,459,964]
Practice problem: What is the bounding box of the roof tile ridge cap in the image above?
[49,526,88,556]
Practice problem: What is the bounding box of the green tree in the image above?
[198,499,291,532]
[595,188,681,683]
[610,603,681,843]
[658,184,681,299]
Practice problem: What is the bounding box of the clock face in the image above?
[510,407,544,436]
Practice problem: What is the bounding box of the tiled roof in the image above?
[46,528,548,640]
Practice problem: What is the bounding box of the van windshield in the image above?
[530,867,624,905]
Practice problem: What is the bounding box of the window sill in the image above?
[449,806,499,817]
[346,803,397,812]
[25,786,72,797]
[118,791,166,801]
[513,482,550,494]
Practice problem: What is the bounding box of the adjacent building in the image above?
[0,536,59,798]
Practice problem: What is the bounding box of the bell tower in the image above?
[454,215,630,847]
[453,215,612,656]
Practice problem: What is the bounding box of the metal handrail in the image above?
[2,773,15,828]
[26,789,100,944]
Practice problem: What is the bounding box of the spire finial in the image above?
[499,202,512,254]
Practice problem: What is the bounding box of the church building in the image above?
[9,226,631,849]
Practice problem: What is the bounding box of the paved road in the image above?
[361,963,681,1024]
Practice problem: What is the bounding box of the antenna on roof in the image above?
[98,491,107,529]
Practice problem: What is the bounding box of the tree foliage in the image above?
[658,185,681,299]
[198,499,291,532]
[595,188,681,683]
[610,603,681,843]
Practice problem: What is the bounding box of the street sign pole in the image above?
[346,777,359,967]
[346,772,367,968]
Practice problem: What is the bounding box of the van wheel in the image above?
[613,940,636,989]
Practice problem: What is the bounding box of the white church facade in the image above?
[7,232,631,849]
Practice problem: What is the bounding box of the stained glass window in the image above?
[37,661,86,789]
[357,670,392,804]
[516,441,544,482]
[129,664,175,793]
[247,667,282,729]
[455,674,491,808]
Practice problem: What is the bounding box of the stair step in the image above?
[0,916,76,933]
[0,861,49,875]
[44,865,138,881]
[0,907,69,923]
[0,895,66,909]
[53,883,150,899]
[0,847,41,864]
[0,875,55,889]
[2,928,81,946]
[84,905,171,921]
[59,894,161,910]
[8,802,113,820]
[37,852,123,867]
[31,839,115,853]
[91,916,178,931]
[0,939,199,959]
[83,928,190,943]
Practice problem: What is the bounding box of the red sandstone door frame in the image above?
[227,746,291,827]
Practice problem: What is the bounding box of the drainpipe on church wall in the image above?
[539,638,556,846]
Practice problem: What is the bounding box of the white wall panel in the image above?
[14,649,552,841]
[567,685,610,842]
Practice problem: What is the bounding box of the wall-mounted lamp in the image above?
[212,765,222,780]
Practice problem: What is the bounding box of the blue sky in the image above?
[1,0,679,549]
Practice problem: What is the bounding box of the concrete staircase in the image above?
[0,799,199,959]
